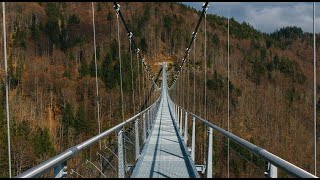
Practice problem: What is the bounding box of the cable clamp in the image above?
[192,32,197,39]
[128,32,133,39]
[186,48,190,54]
[114,4,120,12]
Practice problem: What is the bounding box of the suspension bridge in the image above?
[1,2,319,178]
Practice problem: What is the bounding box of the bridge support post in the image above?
[184,112,188,144]
[180,108,183,134]
[118,129,125,178]
[265,162,277,178]
[150,107,153,126]
[148,109,151,133]
[135,118,140,161]
[154,104,157,123]
[176,105,178,119]
[54,161,67,178]
[148,109,152,131]
[152,105,155,124]
[191,116,195,161]
[177,106,180,127]
[175,105,177,118]
[206,127,213,178]
[143,113,146,143]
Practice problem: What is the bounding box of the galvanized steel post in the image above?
[151,108,153,127]
[184,112,188,144]
[54,161,67,178]
[180,108,183,134]
[191,116,196,161]
[153,106,156,123]
[143,113,146,142]
[175,105,177,119]
[147,109,151,134]
[206,127,213,178]
[118,129,125,178]
[135,118,140,161]
[177,106,180,126]
[265,162,278,178]
[174,105,178,119]
[150,107,152,122]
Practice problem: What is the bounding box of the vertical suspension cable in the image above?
[183,63,185,108]
[2,2,11,178]
[116,6,125,121]
[203,5,208,165]
[182,65,184,107]
[313,2,317,176]
[177,73,181,106]
[177,72,179,106]
[91,2,101,151]
[187,51,190,111]
[129,33,135,115]
[180,70,182,106]
[193,34,196,114]
[142,59,146,110]
[204,4,209,126]
[176,76,178,103]
[227,9,230,178]
[137,49,141,112]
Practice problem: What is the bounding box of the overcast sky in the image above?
[182,2,320,34]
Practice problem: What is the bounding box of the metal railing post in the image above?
[154,104,157,122]
[184,111,188,144]
[206,127,213,178]
[148,109,152,131]
[14,97,161,178]
[180,108,183,134]
[265,162,278,178]
[54,161,67,178]
[153,106,156,123]
[151,108,153,127]
[118,129,125,178]
[135,118,140,161]
[191,116,196,161]
[177,106,180,126]
[148,109,151,133]
[175,105,177,118]
[143,113,146,142]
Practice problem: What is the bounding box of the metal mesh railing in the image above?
[15,95,161,178]
[167,94,317,178]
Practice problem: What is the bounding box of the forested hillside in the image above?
[0,2,319,177]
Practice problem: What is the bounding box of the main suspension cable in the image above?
[113,2,158,88]
[169,2,209,89]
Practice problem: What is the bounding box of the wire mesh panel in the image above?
[14,97,161,178]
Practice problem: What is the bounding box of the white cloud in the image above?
[183,2,320,33]
[245,3,318,33]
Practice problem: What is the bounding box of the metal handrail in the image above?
[16,95,162,178]
[174,103,317,178]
